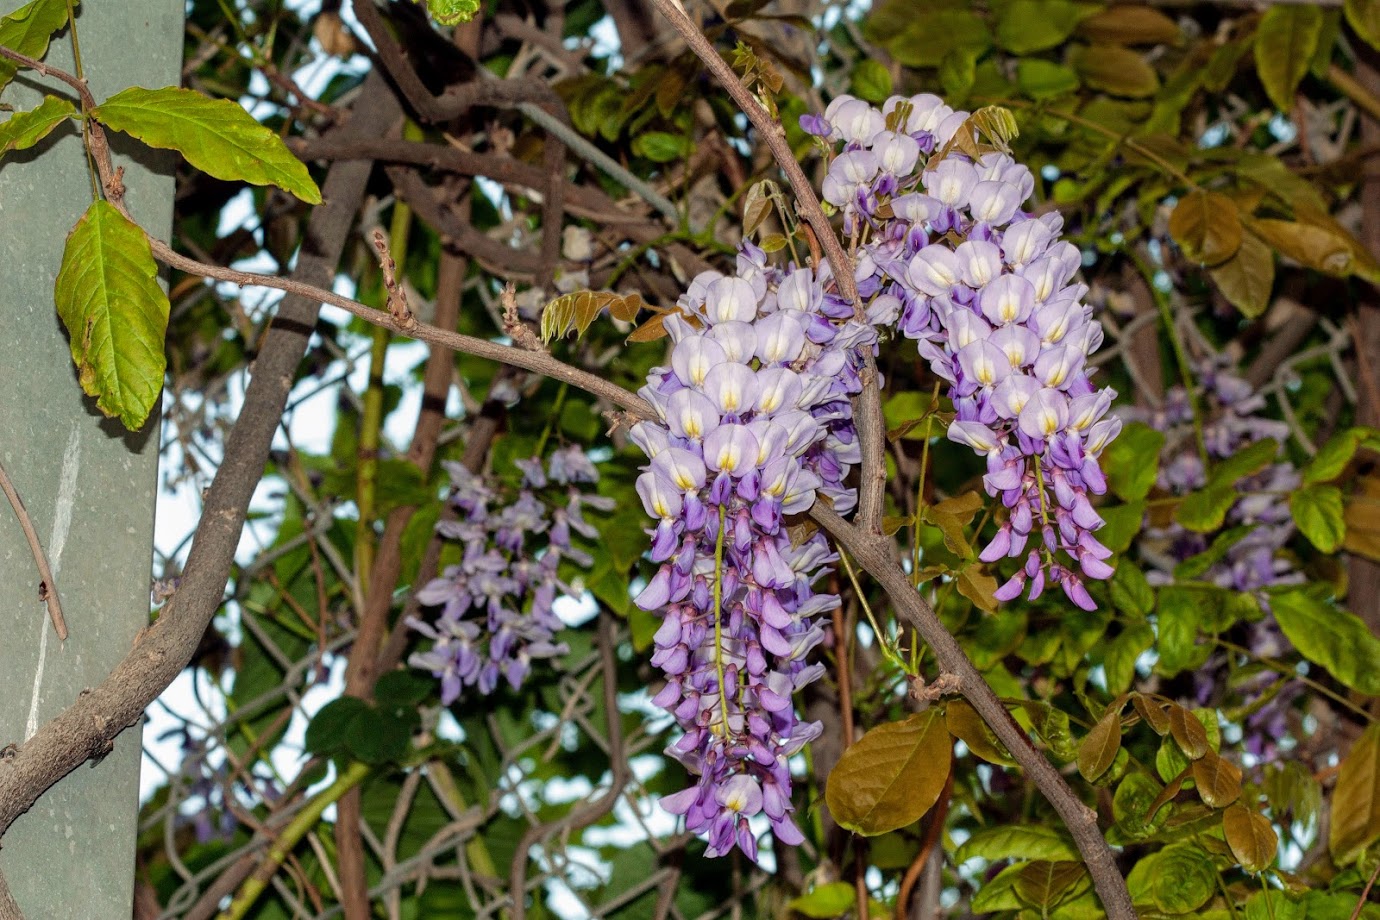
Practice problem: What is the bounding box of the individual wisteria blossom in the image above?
[630,251,880,859]
[407,446,610,703]
[803,92,1122,611]
[1123,359,1302,594]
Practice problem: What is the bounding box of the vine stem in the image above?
[0,457,68,640]
[643,0,887,534]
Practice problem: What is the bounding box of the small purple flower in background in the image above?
[407,447,605,703]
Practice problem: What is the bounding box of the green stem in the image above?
[356,197,413,591]
[840,550,907,672]
[712,504,730,736]
[64,0,99,201]
[218,761,372,920]
[533,382,568,457]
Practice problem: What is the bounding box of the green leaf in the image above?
[631,130,688,162]
[304,696,370,756]
[1208,437,1279,488]
[345,706,412,764]
[54,200,170,430]
[1017,59,1081,100]
[1347,0,1380,51]
[1114,772,1170,838]
[1209,230,1275,318]
[1170,193,1247,266]
[788,882,854,918]
[1271,589,1380,696]
[1175,484,1236,533]
[1290,484,1346,552]
[1126,844,1216,913]
[1102,623,1154,696]
[0,94,74,157]
[374,670,433,709]
[1072,43,1160,98]
[956,825,1079,864]
[0,0,72,93]
[994,0,1089,54]
[825,710,952,836]
[91,86,321,204]
[422,0,480,25]
[1077,706,1123,782]
[850,59,893,103]
[1014,861,1089,909]
[1157,587,1215,676]
[1330,723,1380,865]
[1305,427,1380,484]
[880,10,991,69]
[1110,563,1155,618]
[1097,501,1146,553]
[1224,804,1278,872]
[1255,5,1323,111]
[1103,422,1165,501]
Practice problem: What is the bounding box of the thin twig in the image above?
[0,457,68,640]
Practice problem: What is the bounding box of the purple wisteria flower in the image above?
[630,253,880,859]
[804,92,1122,609]
[407,446,609,703]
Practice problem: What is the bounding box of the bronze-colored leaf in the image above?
[1191,750,1243,808]
[1077,708,1123,782]
[1013,861,1088,909]
[1331,723,1380,865]
[1168,190,1243,266]
[825,710,952,836]
[1223,803,1278,872]
[742,179,779,237]
[540,290,625,343]
[627,312,670,343]
[945,700,1015,766]
[1208,229,1274,318]
[1168,704,1209,759]
[1132,694,1170,735]
[609,292,644,323]
[933,491,984,523]
[1072,43,1161,98]
[1249,217,1355,276]
[957,566,999,613]
[1147,768,1188,821]
[1077,6,1179,44]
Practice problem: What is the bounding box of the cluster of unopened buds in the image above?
[407,446,609,703]
[805,92,1122,610]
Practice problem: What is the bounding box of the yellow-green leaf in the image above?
[54,200,170,430]
[0,0,72,93]
[1192,750,1243,808]
[946,699,1015,766]
[1077,708,1122,782]
[1175,484,1236,533]
[1290,484,1346,553]
[1208,229,1274,318]
[1223,804,1278,872]
[0,94,74,157]
[956,825,1080,864]
[539,290,627,342]
[1169,190,1243,266]
[1346,0,1380,51]
[92,86,321,204]
[1331,724,1380,865]
[788,882,855,918]
[1072,43,1160,98]
[1255,5,1323,112]
[1271,589,1380,697]
[825,710,952,836]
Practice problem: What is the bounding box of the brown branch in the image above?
[643,0,887,533]
[809,505,1134,920]
[0,866,22,920]
[0,457,67,640]
[895,767,952,920]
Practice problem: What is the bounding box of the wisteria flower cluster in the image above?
[1126,361,1302,594]
[407,446,609,703]
[803,93,1122,610]
[630,253,879,859]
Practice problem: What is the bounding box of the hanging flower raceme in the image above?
[804,92,1123,610]
[630,257,877,859]
[407,446,609,703]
